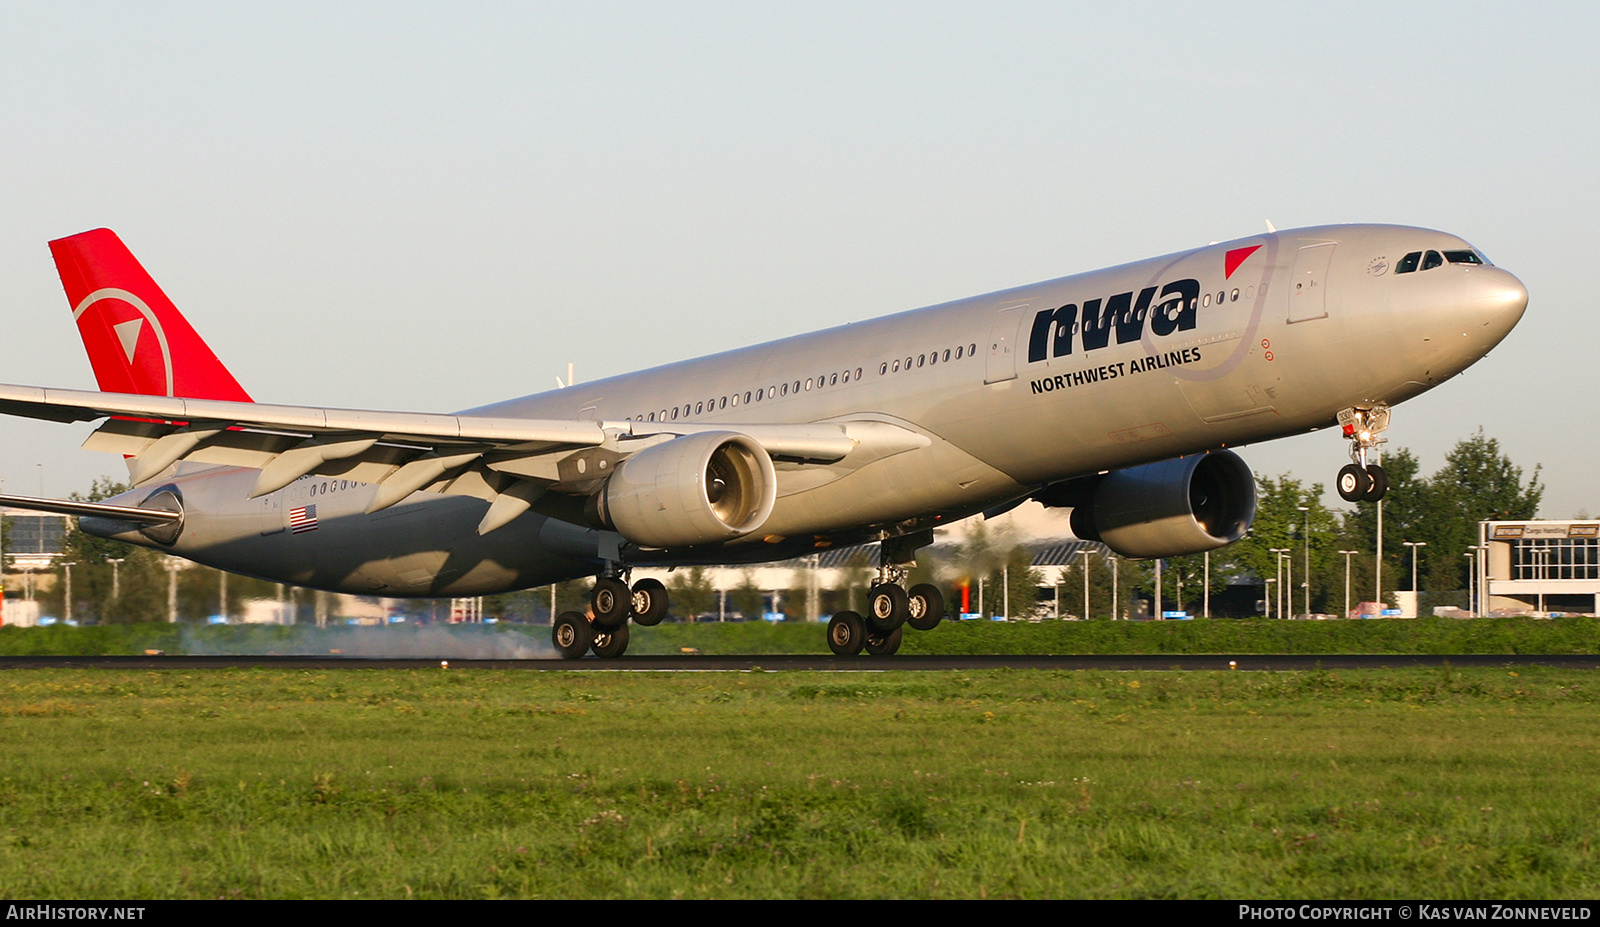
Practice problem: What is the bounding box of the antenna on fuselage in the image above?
[555,362,576,389]
[1265,219,1278,233]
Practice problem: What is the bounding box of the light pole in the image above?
[165,557,181,623]
[108,558,124,603]
[1403,541,1426,617]
[63,561,76,624]
[1270,548,1289,619]
[1079,547,1092,621]
[1298,505,1312,617]
[1203,549,1211,619]
[1111,555,1119,620]
[1264,577,1277,618]
[1464,550,1476,616]
[1339,549,1358,619]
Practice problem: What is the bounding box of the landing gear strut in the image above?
[551,570,674,660]
[829,529,943,656]
[1336,406,1390,503]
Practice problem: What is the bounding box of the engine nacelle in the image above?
[600,431,777,549]
[1069,450,1256,559]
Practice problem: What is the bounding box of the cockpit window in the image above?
[1443,250,1484,265]
[1421,250,1444,271]
[1395,251,1421,274]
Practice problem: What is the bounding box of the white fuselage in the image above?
[91,224,1527,596]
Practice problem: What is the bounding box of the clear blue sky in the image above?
[0,2,1591,516]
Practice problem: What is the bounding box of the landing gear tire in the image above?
[592,623,630,659]
[630,578,669,626]
[827,610,868,656]
[591,577,631,630]
[552,611,594,660]
[1337,464,1373,503]
[1363,464,1389,502]
[864,626,903,656]
[866,583,909,633]
[906,583,945,631]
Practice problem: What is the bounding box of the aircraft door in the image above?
[1288,243,1334,323]
[984,304,1028,384]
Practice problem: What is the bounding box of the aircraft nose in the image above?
[1466,266,1528,334]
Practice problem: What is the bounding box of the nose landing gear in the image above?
[1336,405,1390,502]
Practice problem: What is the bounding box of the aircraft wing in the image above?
[0,383,873,533]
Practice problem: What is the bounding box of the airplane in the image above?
[0,225,1526,657]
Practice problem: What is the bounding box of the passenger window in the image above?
[695,401,703,414]
[1395,251,1422,274]
[855,368,862,379]
[892,359,900,372]
[1423,250,1444,271]
[830,373,838,386]
[955,346,963,359]
[968,343,977,356]
[917,354,925,367]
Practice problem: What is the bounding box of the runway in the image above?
[3,654,1598,671]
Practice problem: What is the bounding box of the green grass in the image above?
[3,615,1598,657]
[1,666,1597,898]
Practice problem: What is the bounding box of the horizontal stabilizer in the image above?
[0,492,181,525]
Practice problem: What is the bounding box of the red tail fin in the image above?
[49,228,253,402]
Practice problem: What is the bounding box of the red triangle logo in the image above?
[1225,245,1261,280]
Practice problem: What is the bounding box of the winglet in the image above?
[49,229,253,402]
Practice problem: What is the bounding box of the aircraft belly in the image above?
[95,468,596,597]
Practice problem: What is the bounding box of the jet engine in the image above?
[598,431,777,549]
[1066,450,1256,559]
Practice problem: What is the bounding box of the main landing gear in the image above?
[1335,405,1390,503]
[827,530,944,657]
[551,572,672,660]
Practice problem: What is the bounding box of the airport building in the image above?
[1478,519,1600,617]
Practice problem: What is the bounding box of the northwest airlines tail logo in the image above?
[1027,278,1201,363]
[73,288,176,397]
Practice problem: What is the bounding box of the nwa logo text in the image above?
[1027,278,1201,363]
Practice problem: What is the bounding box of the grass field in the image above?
[2,665,1598,898]
[3,615,1599,657]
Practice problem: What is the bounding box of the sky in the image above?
[0,1,1593,520]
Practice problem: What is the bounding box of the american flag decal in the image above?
[289,504,319,534]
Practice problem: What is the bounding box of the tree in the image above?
[49,478,168,623]
[1422,429,1542,593]
[728,571,764,621]
[668,567,716,620]
[1232,473,1343,615]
